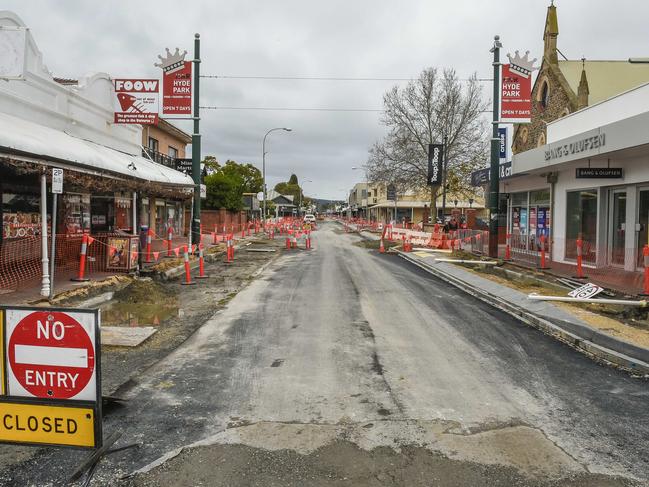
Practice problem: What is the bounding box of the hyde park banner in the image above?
[500,51,536,124]
[156,48,192,115]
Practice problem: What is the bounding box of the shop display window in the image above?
[566,190,597,262]
[2,193,49,239]
[62,193,90,235]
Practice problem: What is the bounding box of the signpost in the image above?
[49,169,63,300]
[0,306,102,449]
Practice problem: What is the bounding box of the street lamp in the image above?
[351,167,369,221]
[262,127,292,222]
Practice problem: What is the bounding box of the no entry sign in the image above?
[4,309,99,401]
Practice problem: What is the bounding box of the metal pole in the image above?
[488,35,502,258]
[441,135,448,221]
[40,173,50,297]
[132,191,137,236]
[48,192,57,300]
[262,135,267,223]
[191,33,202,247]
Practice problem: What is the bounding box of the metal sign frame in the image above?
[0,305,102,449]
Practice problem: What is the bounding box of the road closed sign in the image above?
[4,308,99,401]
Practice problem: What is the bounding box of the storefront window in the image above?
[2,193,48,239]
[566,190,597,262]
[62,194,90,235]
[114,194,132,232]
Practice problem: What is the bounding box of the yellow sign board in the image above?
[0,401,96,448]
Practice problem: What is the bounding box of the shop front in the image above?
[511,88,649,274]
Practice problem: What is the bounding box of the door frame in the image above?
[607,187,627,267]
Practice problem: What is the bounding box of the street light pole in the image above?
[488,35,502,258]
[191,33,202,246]
[262,127,292,223]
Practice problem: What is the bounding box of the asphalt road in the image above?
[2,222,648,486]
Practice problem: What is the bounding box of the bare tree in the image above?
[366,68,488,217]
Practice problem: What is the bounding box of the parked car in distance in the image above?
[303,214,316,223]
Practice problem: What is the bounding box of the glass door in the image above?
[609,190,626,266]
[637,189,649,268]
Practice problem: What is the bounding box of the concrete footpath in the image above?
[397,248,649,374]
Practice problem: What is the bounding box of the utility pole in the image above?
[191,33,201,246]
[488,35,502,258]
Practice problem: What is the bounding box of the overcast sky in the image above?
[5,0,649,200]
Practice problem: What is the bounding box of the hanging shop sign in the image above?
[575,167,622,179]
[156,48,192,115]
[0,306,102,449]
[470,162,512,187]
[500,51,536,124]
[427,143,444,187]
[175,158,193,175]
[113,79,159,124]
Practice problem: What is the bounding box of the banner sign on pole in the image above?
[1,306,102,449]
[156,48,192,115]
[427,144,443,187]
[498,127,507,162]
[113,79,159,124]
[500,51,537,124]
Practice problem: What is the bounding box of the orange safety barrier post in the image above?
[71,234,92,282]
[196,244,209,279]
[538,234,550,270]
[504,233,512,261]
[286,236,291,249]
[641,245,649,296]
[181,245,195,285]
[573,237,587,279]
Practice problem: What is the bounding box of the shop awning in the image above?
[0,112,194,187]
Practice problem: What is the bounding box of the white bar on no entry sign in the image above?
[14,345,88,368]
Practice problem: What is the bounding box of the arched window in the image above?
[537,132,546,147]
[540,81,550,109]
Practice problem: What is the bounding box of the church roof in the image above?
[559,60,649,105]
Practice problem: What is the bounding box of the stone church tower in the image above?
[512,3,649,155]
[512,3,586,154]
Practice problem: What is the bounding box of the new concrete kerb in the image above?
[396,249,649,375]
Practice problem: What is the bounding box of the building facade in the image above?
[0,11,192,292]
[507,4,649,277]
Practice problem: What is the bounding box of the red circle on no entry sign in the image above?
[7,311,95,399]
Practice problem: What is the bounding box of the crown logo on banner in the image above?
[506,50,538,79]
[155,48,188,74]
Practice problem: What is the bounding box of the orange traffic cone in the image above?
[379,237,385,254]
